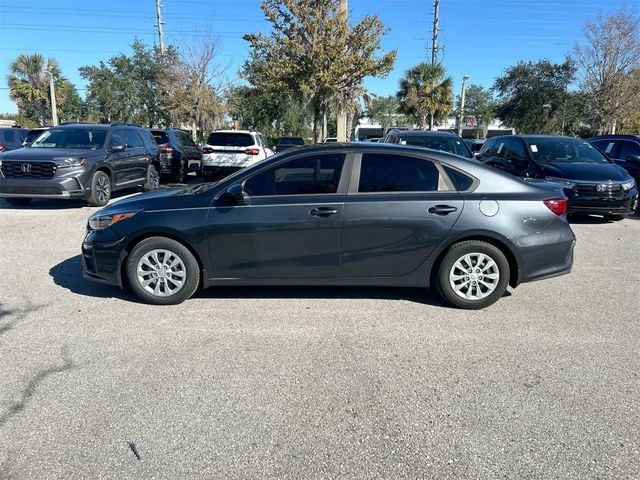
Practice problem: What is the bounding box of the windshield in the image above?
[207,132,254,147]
[31,128,106,149]
[399,135,472,158]
[278,137,304,145]
[152,131,170,144]
[525,138,610,164]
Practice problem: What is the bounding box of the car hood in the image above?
[100,183,217,213]
[0,148,97,160]
[538,162,630,182]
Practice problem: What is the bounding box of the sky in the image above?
[0,0,637,114]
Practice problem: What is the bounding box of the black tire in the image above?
[4,197,32,206]
[144,163,161,191]
[87,170,111,207]
[605,214,625,222]
[170,160,186,183]
[436,240,510,310]
[126,237,200,305]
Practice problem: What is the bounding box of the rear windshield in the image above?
[207,132,254,147]
[152,131,170,144]
[31,128,106,149]
[525,138,610,164]
[278,137,304,145]
[399,135,472,158]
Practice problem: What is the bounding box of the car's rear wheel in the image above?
[87,170,111,207]
[144,164,161,191]
[4,197,32,206]
[171,160,186,183]
[126,237,200,305]
[437,240,510,310]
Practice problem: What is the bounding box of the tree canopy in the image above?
[397,63,453,130]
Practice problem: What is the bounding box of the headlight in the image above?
[54,157,86,169]
[88,211,138,230]
[545,176,577,189]
[621,179,636,191]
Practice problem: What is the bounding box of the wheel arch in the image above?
[430,234,521,289]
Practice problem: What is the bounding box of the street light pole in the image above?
[336,0,348,142]
[457,75,469,137]
[44,70,58,126]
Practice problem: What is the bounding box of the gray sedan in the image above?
[82,144,576,309]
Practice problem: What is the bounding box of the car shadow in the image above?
[49,255,137,301]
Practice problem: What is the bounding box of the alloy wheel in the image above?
[449,252,500,301]
[136,249,186,297]
[96,175,110,204]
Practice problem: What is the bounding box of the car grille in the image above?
[576,183,623,196]
[0,186,62,195]
[1,161,56,179]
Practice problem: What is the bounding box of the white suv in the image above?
[201,130,273,180]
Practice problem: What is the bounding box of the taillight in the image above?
[544,197,568,216]
[245,148,260,156]
[0,144,6,152]
[202,146,213,154]
[159,144,174,154]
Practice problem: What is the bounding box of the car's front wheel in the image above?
[126,237,200,305]
[437,240,510,310]
[87,170,111,207]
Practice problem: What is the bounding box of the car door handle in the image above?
[428,205,458,215]
[309,207,339,217]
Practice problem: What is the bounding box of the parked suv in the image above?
[589,135,640,204]
[0,123,161,207]
[383,129,473,158]
[151,128,203,183]
[476,135,638,220]
[201,130,273,181]
[273,136,305,153]
[0,127,28,152]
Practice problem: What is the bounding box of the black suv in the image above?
[273,136,305,153]
[0,127,28,152]
[589,135,640,195]
[151,129,203,183]
[477,135,638,220]
[383,129,473,158]
[0,123,161,207]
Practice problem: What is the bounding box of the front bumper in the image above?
[564,186,638,216]
[0,173,88,199]
[81,231,128,288]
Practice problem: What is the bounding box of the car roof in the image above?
[389,130,460,137]
[211,130,256,135]
[588,134,640,140]
[52,123,111,129]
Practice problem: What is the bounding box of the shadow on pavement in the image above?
[49,255,136,301]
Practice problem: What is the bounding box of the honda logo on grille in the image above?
[596,183,610,192]
[20,163,31,173]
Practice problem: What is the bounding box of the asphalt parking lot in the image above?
[0,188,639,479]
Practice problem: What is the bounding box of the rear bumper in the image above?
[519,238,575,284]
[0,176,87,199]
[202,166,242,179]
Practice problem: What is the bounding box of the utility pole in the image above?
[429,0,440,130]
[44,70,58,126]
[457,75,469,137]
[336,0,348,142]
[155,0,165,54]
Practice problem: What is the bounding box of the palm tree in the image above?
[397,63,453,130]
[7,54,62,126]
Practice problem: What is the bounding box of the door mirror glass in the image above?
[110,143,125,152]
[627,154,640,163]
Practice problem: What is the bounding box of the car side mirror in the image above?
[110,143,125,153]
[225,183,246,202]
[627,154,640,163]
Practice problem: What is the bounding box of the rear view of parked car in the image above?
[83,143,576,310]
[0,123,161,207]
[274,136,305,153]
[201,130,273,181]
[0,127,27,152]
[384,129,473,159]
[151,128,203,183]
[477,135,638,220]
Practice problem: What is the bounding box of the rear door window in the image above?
[207,132,254,147]
[358,153,444,192]
[124,129,144,148]
[152,131,170,144]
[617,140,640,159]
[2,130,16,143]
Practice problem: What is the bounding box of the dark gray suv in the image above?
[0,123,161,207]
